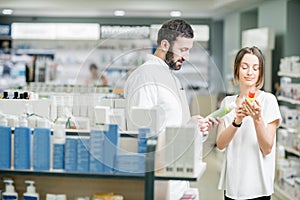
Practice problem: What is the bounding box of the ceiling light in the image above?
[114,10,125,16]
[170,11,181,17]
[2,9,14,15]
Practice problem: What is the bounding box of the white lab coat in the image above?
[124,54,191,200]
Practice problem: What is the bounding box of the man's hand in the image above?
[190,115,220,136]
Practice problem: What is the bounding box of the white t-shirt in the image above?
[218,91,282,199]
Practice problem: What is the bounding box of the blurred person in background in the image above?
[85,63,108,86]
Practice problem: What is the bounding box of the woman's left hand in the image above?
[242,99,262,121]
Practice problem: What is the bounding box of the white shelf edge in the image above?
[274,183,293,200]
[279,124,298,132]
[277,96,300,105]
[278,71,300,78]
[278,142,300,157]
[284,146,300,157]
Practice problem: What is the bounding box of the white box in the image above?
[94,106,110,125]
[109,108,126,131]
[126,106,165,135]
[159,123,203,178]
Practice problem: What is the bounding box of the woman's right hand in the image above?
[235,103,248,124]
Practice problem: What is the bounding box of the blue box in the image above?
[115,153,145,175]
[53,143,65,170]
[89,129,105,173]
[103,124,120,174]
[77,137,90,172]
[14,127,31,169]
[65,137,77,172]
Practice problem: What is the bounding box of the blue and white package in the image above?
[53,143,65,170]
[138,128,150,154]
[52,124,66,170]
[65,137,77,172]
[103,124,120,173]
[89,129,105,173]
[14,126,31,169]
[77,137,90,172]
[33,128,51,171]
[0,126,12,169]
[115,153,145,175]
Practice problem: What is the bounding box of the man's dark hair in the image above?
[89,63,98,71]
[157,19,194,46]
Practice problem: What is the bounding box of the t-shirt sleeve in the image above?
[264,93,282,126]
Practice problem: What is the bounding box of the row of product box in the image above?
[0,124,147,175]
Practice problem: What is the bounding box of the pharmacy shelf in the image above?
[284,146,300,157]
[277,96,300,105]
[279,124,298,133]
[278,141,300,157]
[64,129,139,138]
[0,169,145,180]
[10,128,139,138]
[155,162,207,181]
[274,183,293,200]
[278,71,300,78]
[0,164,206,182]
[0,138,206,200]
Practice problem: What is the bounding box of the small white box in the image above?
[109,108,126,131]
[114,98,127,108]
[94,106,110,125]
[99,98,114,108]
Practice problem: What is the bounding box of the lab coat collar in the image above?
[146,54,170,71]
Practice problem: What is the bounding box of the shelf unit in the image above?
[276,71,300,200]
[274,183,293,200]
[0,130,206,200]
[277,95,300,105]
[278,71,300,78]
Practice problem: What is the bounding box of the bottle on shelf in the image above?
[2,91,9,99]
[2,179,18,200]
[23,180,39,200]
[23,92,29,100]
[13,91,19,99]
[0,122,11,169]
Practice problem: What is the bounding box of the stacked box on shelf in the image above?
[103,124,120,173]
[114,127,147,175]
[115,153,145,175]
[77,137,90,172]
[65,137,78,172]
[89,129,105,173]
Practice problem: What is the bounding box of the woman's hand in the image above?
[242,99,262,121]
[235,103,248,124]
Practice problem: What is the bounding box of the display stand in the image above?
[0,130,206,200]
[275,71,300,200]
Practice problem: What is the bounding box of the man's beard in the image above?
[165,51,181,71]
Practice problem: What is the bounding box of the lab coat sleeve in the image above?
[125,74,158,109]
